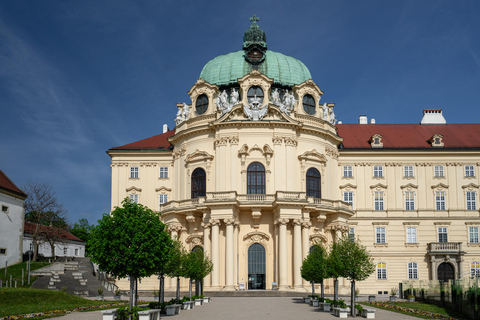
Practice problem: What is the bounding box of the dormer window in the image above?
[429,134,444,148]
[195,94,209,115]
[247,86,264,103]
[302,94,316,115]
[370,134,383,148]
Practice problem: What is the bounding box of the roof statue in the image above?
[243,94,268,121]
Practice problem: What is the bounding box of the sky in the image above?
[1,0,479,226]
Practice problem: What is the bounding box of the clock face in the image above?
[247,49,263,62]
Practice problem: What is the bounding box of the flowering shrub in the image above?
[364,301,458,320]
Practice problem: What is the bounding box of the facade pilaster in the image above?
[210,219,220,290]
[168,224,182,288]
[225,218,235,290]
[278,218,289,290]
[202,221,211,288]
[293,219,303,289]
[302,219,312,287]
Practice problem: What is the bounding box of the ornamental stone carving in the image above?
[243,231,270,243]
[271,88,296,116]
[243,95,268,120]
[210,219,221,226]
[224,218,236,226]
[276,218,289,225]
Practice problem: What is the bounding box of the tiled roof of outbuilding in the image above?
[24,222,84,242]
[336,124,480,149]
[0,169,27,198]
[109,130,175,151]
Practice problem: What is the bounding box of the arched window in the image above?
[191,168,206,198]
[192,245,203,253]
[303,94,316,115]
[195,94,209,115]
[247,86,264,104]
[306,168,321,198]
[248,243,266,290]
[247,162,265,194]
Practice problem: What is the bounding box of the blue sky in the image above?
[1,0,479,226]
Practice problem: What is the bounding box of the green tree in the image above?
[326,240,344,302]
[88,198,173,312]
[162,239,187,304]
[183,247,213,297]
[337,235,375,317]
[70,218,94,244]
[300,243,328,298]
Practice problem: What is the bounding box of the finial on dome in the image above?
[243,15,267,64]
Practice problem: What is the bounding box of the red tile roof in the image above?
[24,222,84,242]
[336,124,480,149]
[0,169,27,198]
[109,130,175,150]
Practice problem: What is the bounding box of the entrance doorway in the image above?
[248,243,266,290]
[438,262,455,282]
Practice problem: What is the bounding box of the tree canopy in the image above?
[70,218,95,244]
[301,243,328,297]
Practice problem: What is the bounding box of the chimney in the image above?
[359,115,368,124]
[163,124,169,133]
[420,109,446,125]
[370,118,376,124]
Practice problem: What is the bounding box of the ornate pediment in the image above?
[126,186,142,192]
[400,183,418,190]
[462,183,480,190]
[339,183,357,190]
[309,233,327,244]
[155,186,172,193]
[243,231,270,243]
[298,149,327,163]
[185,234,203,250]
[370,183,388,189]
[431,183,449,189]
[185,149,214,164]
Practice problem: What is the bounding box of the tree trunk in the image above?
[49,241,55,259]
[159,274,165,304]
[135,278,138,307]
[176,277,180,303]
[33,239,38,262]
[351,280,356,317]
[189,279,192,298]
[334,279,339,302]
[311,281,315,297]
[129,275,135,313]
[321,280,324,299]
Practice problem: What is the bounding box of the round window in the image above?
[247,86,264,104]
[195,94,209,115]
[302,94,316,115]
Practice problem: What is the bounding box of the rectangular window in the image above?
[406,227,417,243]
[63,247,67,255]
[471,262,480,278]
[343,166,353,178]
[404,165,414,177]
[434,165,444,177]
[405,191,415,211]
[408,262,418,279]
[469,227,479,243]
[438,227,448,243]
[465,165,475,177]
[29,243,34,251]
[159,167,169,178]
[435,191,446,210]
[373,166,383,177]
[343,192,353,207]
[349,227,355,241]
[467,191,477,210]
[159,194,168,210]
[376,227,386,243]
[374,191,384,211]
[1,205,8,213]
[75,248,79,256]
[130,167,139,179]
[0,248,6,255]
[377,262,387,279]
[129,194,139,203]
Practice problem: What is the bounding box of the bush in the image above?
[117,305,147,320]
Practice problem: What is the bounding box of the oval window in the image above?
[196,94,209,115]
[247,86,264,104]
[302,94,315,115]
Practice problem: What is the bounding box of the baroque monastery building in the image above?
[108,17,480,294]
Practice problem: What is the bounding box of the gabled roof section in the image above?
[109,130,175,151]
[0,169,27,199]
[24,222,84,243]
[337,124,480,149]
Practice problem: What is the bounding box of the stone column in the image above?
[202,222,211,288]
[302,220,312,287]
[225,218,235,290]
[278,218,289,290]
[293,219,303,289]
[210,219,220,290]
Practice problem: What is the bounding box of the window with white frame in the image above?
[63,247,67,255]
[471,262,480,278]
[349,227,355,241]
[438,227,448,243]
[408,262,418,279]
[377,262,387,279]
[75,248,79,256]
[405,191,415,211]
[435,191,446,210]
[406,227,417,243]
[129,194,139,203]
[130,167,139,179]
[465,165,475,177]
[374,191,384,210]
[404,165,414,178]
[376,227,386,243]
[343,191,353,207]
[373,166,383,177]
[434,165,444,177]
[469,226,479,243]
[467,191,477,210]
[159,194,168,209]
[159,167,169,178]
[343,166,353,178]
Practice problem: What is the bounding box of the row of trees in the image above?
[301,235,375,317]
[88,199,213,313]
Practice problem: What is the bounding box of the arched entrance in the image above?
[438,262,455,282]
[248,243,266,290]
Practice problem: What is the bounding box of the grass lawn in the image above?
[0,261,51,288]
[361,301,464,319]
[0,288,126,318]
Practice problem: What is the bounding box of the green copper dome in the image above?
[199,50,312,87]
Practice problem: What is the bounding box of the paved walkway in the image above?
[54,296,418,320]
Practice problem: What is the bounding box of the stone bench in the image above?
[333,307,348,318]
[101,309,117,320]
[165,304,182,316]
[361,308,376,319]
[304,296,311,304]
[319,302,331,312]
[310,299,320,307]
[194,298,203,306]
[203,296,211,303]
[182,301,194,310]
[138,309,161,320]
